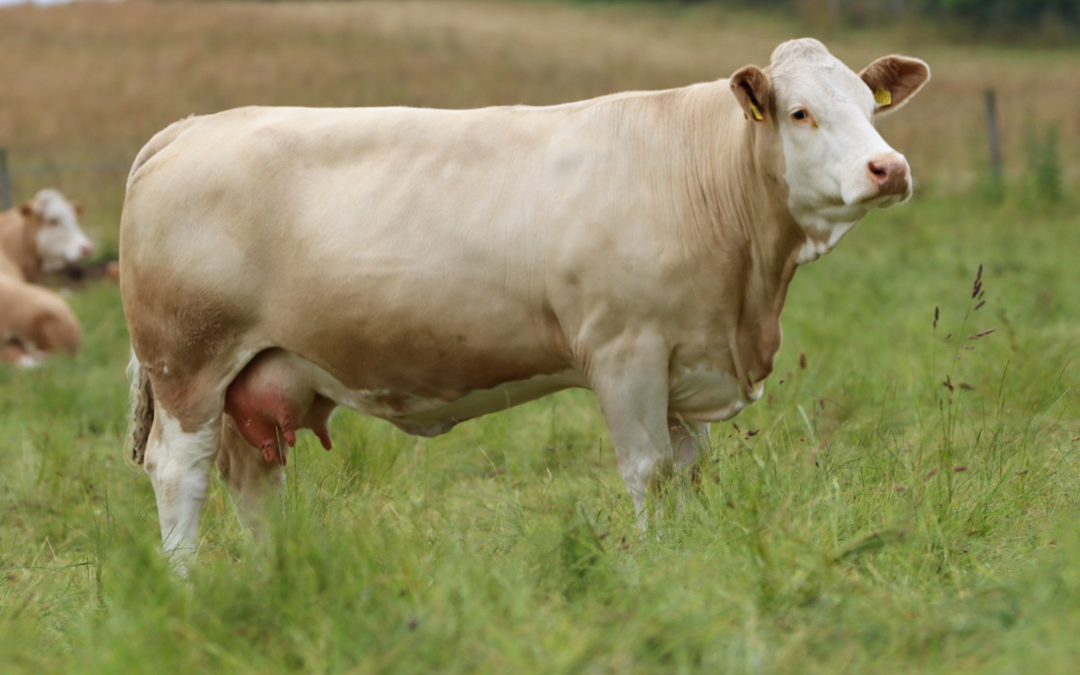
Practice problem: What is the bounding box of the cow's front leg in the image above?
[669,416,708,484]
[668,417,709,515]
[588,335,672,524]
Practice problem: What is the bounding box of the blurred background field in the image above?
[2,0,1079,244]
[2,1,1080,673]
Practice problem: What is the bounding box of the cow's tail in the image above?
[127,353,154,465]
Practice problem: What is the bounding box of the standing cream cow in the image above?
[121,38,929,569]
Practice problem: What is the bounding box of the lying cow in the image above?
[0,188,94,283]
[121,38,929,566]
[0,275,81,366]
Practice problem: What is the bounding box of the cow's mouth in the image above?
[862,188,912,208]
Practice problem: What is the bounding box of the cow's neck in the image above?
[689,94,807,394]
[0,213,42,283]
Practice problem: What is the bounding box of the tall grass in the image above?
[2,2,1080,673]
[8,199,1080,673]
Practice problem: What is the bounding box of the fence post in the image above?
[984,89,1002,188]
[0,147,12,210]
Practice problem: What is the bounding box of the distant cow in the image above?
[0,189,91,365]
[0,189,94,283]
[121,38,929,566]
[0,275,81,366]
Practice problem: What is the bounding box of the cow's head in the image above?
[19,189,94,272]
[730,38,929,262]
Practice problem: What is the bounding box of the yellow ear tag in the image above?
[749,101,764,121]
[874,88,892,107]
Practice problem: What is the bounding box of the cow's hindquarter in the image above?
[122,116,277,567]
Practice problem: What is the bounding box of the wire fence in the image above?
[0,147,130,211]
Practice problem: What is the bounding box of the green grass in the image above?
[3,192,1080,674]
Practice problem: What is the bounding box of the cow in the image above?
[0,189,91,365]
[0,188,94,283]
[0,275,81,367]
[120,38,929,569]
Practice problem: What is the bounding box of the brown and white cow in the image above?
[0,189,91,364]
[121,38,929,568]
[0,189,94,283]
[0,275,81,367]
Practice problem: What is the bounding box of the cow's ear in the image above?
[730,65,773,123]
[859,56,930,116]
[18,202,34,218]
[71,201,84,215]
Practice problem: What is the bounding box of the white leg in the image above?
[142,407,221,575]
[217,415,284,544]
[588,334,672,525]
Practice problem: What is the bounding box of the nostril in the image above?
[866,156,911,197]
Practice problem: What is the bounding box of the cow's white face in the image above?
[730,39,929,263]
[24,189,94,272]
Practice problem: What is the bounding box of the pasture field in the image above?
[2,1,1080,673]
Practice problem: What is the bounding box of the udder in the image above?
[223,349,337,464]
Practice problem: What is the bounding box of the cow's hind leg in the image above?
[143,406,222,575]
[217,415,284,544]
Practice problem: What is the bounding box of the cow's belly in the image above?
[667,365,764,422]
[379,368,587,436]
[223,349,587,453]
[222,349,762,456]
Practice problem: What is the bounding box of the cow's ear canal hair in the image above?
[859,56,931,116]
[730,65,772,123]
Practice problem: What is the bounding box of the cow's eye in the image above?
[790,108,810,122]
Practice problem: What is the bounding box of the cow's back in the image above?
[121,104,599,403]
